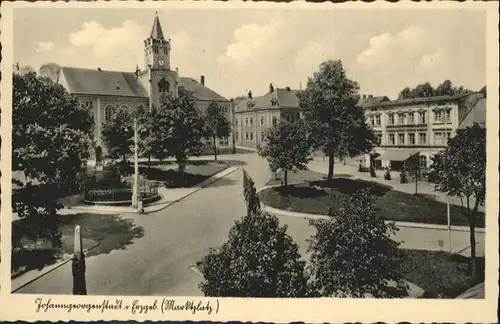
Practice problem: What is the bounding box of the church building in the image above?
[58,13,232,155]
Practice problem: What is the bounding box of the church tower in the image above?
[140,12,179,110]
[144,12,171,70]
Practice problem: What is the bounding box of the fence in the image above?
[84,182,160,202]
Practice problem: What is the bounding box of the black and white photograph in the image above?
[0,1,498,323]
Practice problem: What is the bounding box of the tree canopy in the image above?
[398,80,472,99]
[155,91,205,170]
[101,107,134,163]
[13,71,93,187]
[203,101,231,161]
[258,119,312,186]
[297,60,376,180]
[39,63,61,83]
[308,189,404,297]
[429,123,485,279]
[12,71,93,247]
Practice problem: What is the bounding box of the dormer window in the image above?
[271,99,279,106]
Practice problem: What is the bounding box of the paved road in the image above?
[14,153,484,295]
[15,153,315,295]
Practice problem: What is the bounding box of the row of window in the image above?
[236,113,300,127]
[383,131,451,146]
[377,110,451,126]
[151,45,168,55]
[235,131,266,142]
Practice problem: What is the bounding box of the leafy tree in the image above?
[413,82,435,98]
[13,71,93,188]
[197,170,309,297]
[308,189,404,297]
[398,80,473,99]
[157,92,204,173]
[429,123,485,279]
[405,152,423,195]
[39,62,61,83]
[479,85,486,98]
[435,80,454,96]
[203,101,231,161]
[297,60,376,180]
[12,71,93,247]
[258,119,312,186]
[101,107,134,165]
[398,87,412,100]
[15,64,35,76]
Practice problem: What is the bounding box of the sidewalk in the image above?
[261,200,485,257]
[60,166,239,215]
[307,157,485,212]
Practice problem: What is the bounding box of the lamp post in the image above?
[444,107,451,252]
[131,117,139,209]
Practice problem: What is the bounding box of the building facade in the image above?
[58,13,232,156]
[361,92,485,170]
[233,85,301,149]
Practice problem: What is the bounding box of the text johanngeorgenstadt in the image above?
[34,298,218,315]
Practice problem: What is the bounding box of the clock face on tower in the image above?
[158,59,165,67]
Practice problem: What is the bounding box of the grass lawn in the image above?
[11,213,144,278]
[401,249,484,298]
[110,160,229,189]
[259,171,485,227]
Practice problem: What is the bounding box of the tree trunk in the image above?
[284,170,288,187]
[213,135,218,161]
[328,151,334,181]
[414,171,418,195]
[467,198,477,279]
[148,154,151,172]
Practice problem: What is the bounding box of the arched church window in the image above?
[158,78,170,93]
[105,105,115,122]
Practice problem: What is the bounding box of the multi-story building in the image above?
[57,13,232,156]
[361,92,485,170]
[233,84,301,149]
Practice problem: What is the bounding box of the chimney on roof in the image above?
[135,65,140,79]
[97,67,102,71]
[248,90,253,99]
[368,94,373,99]
[285,86,291,91]
[362,94,367,99]
[269,83,274,93]
[200,75,205,86]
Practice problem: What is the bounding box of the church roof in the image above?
[150,13,165,40]
[59,67,228,102]
[178,77,228,102]
[60,67,149,97]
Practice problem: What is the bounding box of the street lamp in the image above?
[131,117,139,209]
[444,107,451,252]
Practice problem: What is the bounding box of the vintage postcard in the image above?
[1,1,498,322]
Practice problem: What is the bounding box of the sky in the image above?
[13,8,486,100]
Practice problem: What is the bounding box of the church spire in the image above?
[150,11,165,40]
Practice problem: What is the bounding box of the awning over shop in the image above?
[375,149,417,161]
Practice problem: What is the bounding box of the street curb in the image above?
[11,242,100,293]
[256,185,485,233]
[62,165,240,215]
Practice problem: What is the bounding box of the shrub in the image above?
[384,169,392,180]
[197,169,309,297]
[400,170,408,183]
[308,189,404,297]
